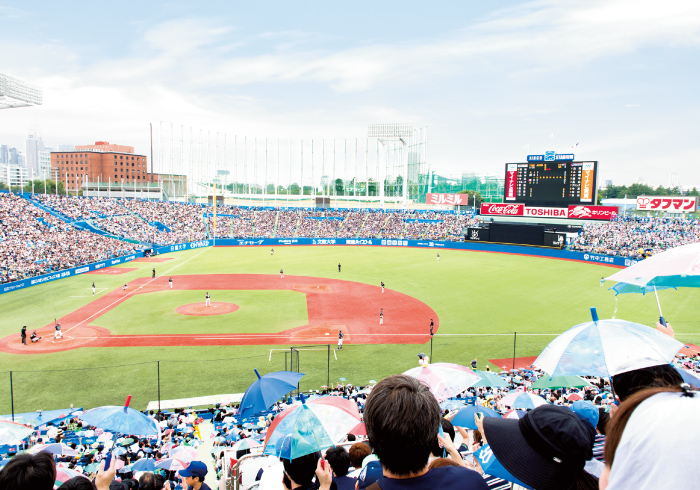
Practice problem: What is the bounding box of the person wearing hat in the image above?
[178,461,210,490]
[418,353,429,367]
[477,405,598,490]
[356,460,383,489]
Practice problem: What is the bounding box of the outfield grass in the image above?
[0,245,698,413]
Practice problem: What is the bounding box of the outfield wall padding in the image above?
[1,237,633,296]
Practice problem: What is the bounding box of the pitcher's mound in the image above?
[176,302,239,316]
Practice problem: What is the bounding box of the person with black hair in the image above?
[324,446,355,490]
[58,476,94,490]
[0,452,56,490]
[139,472,162,490]
[363,375,487,489]
[281,451,333,490]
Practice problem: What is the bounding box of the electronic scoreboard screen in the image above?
[504,161,598,207]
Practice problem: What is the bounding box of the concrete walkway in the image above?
[195,422,220,489]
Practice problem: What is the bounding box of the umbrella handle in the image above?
[124,395,132,408]
[653,287,666,326]
[590,307,599,323]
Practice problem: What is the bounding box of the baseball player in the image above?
[379,308,384,325]
[271,248,275,255]
[430,318,434,337]
[437,253,440,261]
[122,283,127,290]
[152,268,156,279]
[381,281,385,293]
[169,277,173,289]
[280,268,284,279]
[337,330,344,350]
[205,292,211,307]
[54,322,64,340]
[92,282,96,295]
[338,263,341,272]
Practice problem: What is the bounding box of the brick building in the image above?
[51,141,151,193]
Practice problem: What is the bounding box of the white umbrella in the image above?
[403,363,481,402]
[606,242,700,288]
[534,309,683,378]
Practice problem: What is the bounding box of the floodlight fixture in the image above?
[0,73,43,109]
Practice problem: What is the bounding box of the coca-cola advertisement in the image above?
[480,203,525,216]
[567,205,618,220]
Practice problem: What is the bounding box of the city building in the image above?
[51,141,151,193]
[0,164,29,190]
[0,145,8,164]
[25,131,45,175]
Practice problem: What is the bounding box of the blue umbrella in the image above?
[450,406,500,429]
[78,395,159,437]
[237,369,305,419]
[609,283,677,324]
[439,400,466,411]
[129,457,157,472]
[474,444,532,488]
[471,371,509,388]
[674,366,700,388]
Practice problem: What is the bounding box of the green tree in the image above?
[289,183,300,195]
[457,190,483,207]
[21,179,64,195]
[367,179,378,196]
[0,181,8,191]
[334,178,344,196]
[688,187,699,196]
[302,185,314,195]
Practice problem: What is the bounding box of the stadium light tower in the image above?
[368,123,414,208]
[0,73,42,109]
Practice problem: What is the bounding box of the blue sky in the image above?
[1,0,699,187]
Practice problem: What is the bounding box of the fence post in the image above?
[157,361,161,412]
[327,344,330,387]
[10,371,14,421]
[512,332,517,370]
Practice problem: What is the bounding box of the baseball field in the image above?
[1,245,698,414]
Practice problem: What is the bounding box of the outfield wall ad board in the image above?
[1,237,631,295]
[480,203,617,220]
[426,193,468,206]
[636,196,697,213]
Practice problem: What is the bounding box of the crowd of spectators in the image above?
[570,216,700,259]
[0,194,137,284]
[4,341,694,490]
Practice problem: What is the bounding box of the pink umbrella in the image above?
[566,393,583,402]
[505,409,527,420]
[155,458,189,471]
[348,422,366,436]
[498,391,549,409]
[171,446,199,463]
[55,466,86,486]
[403,363,481,402]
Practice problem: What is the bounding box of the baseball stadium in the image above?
[2,64,700,490]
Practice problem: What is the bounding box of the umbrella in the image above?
[505,410,527,420]
[0,420,34,445]
[28,443,78,456]
[566,393,583,402]
[237,369,305,420]
[113,447,127,456]
[473,444,532,489]
[155,458,189,471]
[349,422,366,436]
[128,457,157,472]
[674,366,700,389]
[78,396,159,436]
[55,466,86,486]
[171,446,199,463]
[439,400,467,411]
[84,463,99,473]
[119,438,135,447]
[231,438,262,453]
[608,283,678,323]
[606,242,700,288]
[449,406,500,430]
[533,308,683,378]
[471,371,509,388]
[339,377,347,382]
[96,432,113,442]
[606,243,700,323]
[263,395,360,460]
[403,363,481,402]
[529,375,593,390]
[498,392,548,410]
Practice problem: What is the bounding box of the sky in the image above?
[1,0,699,188]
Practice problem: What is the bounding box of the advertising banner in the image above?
[567,205,618,220]
[426,193,467,206]
[480,203,525,216]
[636,196,698,213]
[505,164,518,201]
[580,162,594,202]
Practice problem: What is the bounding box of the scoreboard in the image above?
[504,161,598,207]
